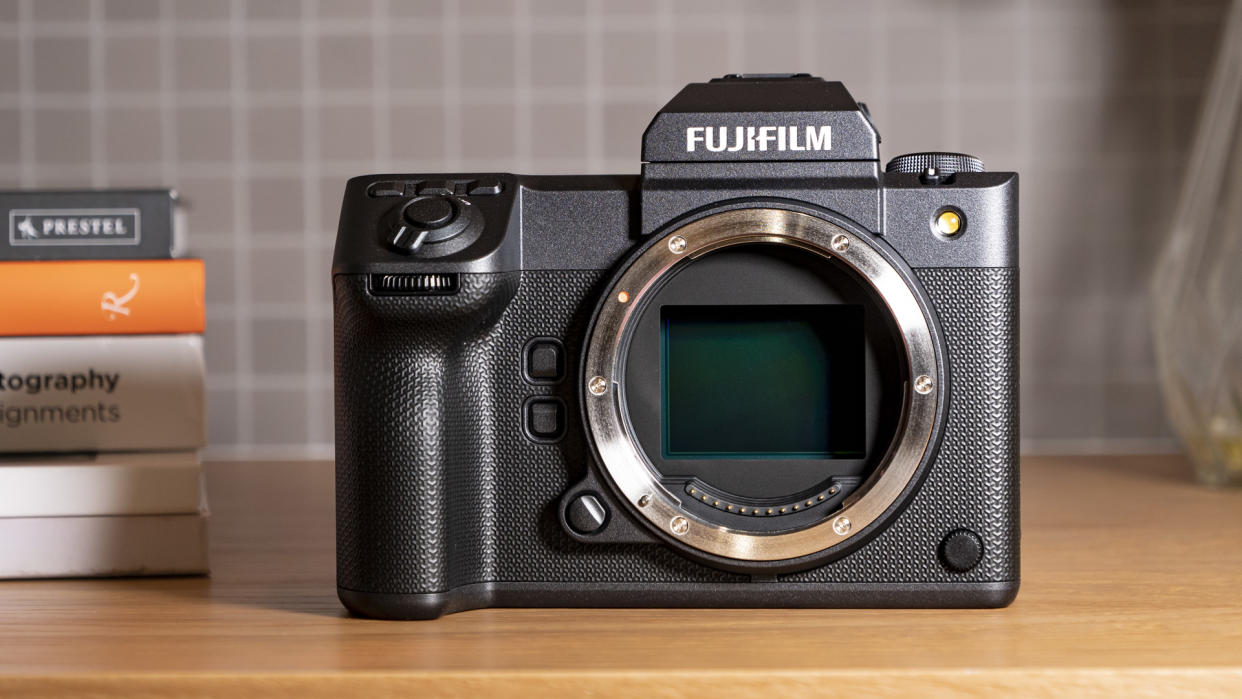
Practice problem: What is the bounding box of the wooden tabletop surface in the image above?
[1,455,1240,697]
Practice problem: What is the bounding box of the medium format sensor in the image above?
[660,304,865,460]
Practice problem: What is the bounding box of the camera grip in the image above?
[333,272,520,596]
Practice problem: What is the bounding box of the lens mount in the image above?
[583,208,941,562]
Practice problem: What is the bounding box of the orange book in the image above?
[0,259,204,336]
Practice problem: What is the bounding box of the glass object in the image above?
[1151,0,1242,486]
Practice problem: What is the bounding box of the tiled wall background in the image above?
[0,0,1227,456]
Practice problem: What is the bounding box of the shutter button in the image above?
[403,195,456,228]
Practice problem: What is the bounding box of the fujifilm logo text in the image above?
[685,125,832,153]
[9,208,141,247]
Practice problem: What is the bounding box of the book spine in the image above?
[0,335,205,452]
[1,189,179,261]
[0,513,208,578]
[0,259,204,336]
[0,453,202,517]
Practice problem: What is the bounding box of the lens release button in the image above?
[403,195,456,229]
[567,494,608,535]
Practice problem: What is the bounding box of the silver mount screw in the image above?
[670,516,689,535]
[914,375,934,394]
[588,375,608,396]
[668,236,687,254]
[832,516,852,535]
[830,234,850,252]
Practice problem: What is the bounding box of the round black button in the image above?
[567,494,608,535]
[939,528,984,573]
[402,195,456,229]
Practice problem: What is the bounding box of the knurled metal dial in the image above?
[885,152,985,175]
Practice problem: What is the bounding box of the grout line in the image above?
[1,15,843,40]
[656,0,674,96]
[1016,0,1034,170]
[228,0,255,445]
[373,0,391,172]
[2,6,1227,41]
[0,154,1178,184]
[203,443,336,461]
[584,0,603,173]
[88,0,105,186]
[0,153,1172,180]
[1019,438,1181,456]
[301,0,324,445]
[208,372,334,391]
[17,0,33,187]
[726,0,743,72]
[797,0,815,70]
[442,0,461,170]
[872,1,888,118]
[159,0,177,189]
[1157,0,1178,174]
[944,2,961,150]
[514,0,532,172]
[206,309,333,323]
[0,80,1196,109]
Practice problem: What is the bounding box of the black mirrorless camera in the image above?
[333,75,1019,619]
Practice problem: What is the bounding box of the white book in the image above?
[0,451,202,517]
[0,512,208,579]
[0,334,204,453]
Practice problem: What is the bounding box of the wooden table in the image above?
[1,455,1240,697]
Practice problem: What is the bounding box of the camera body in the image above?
[333,75,1019,619]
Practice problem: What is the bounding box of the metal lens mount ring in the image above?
[583,208,940,562]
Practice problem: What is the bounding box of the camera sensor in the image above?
[660,304,865,460]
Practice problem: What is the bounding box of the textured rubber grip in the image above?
[334,271,521,593]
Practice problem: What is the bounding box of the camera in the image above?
[333,75,1019,619]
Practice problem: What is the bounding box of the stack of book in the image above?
[0,190,208,578]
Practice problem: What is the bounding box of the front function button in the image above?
[525,398,565,442]
[468,178,504,196]
[939,528,984,573]
[403,195,456,229]
[524,338,564,383]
